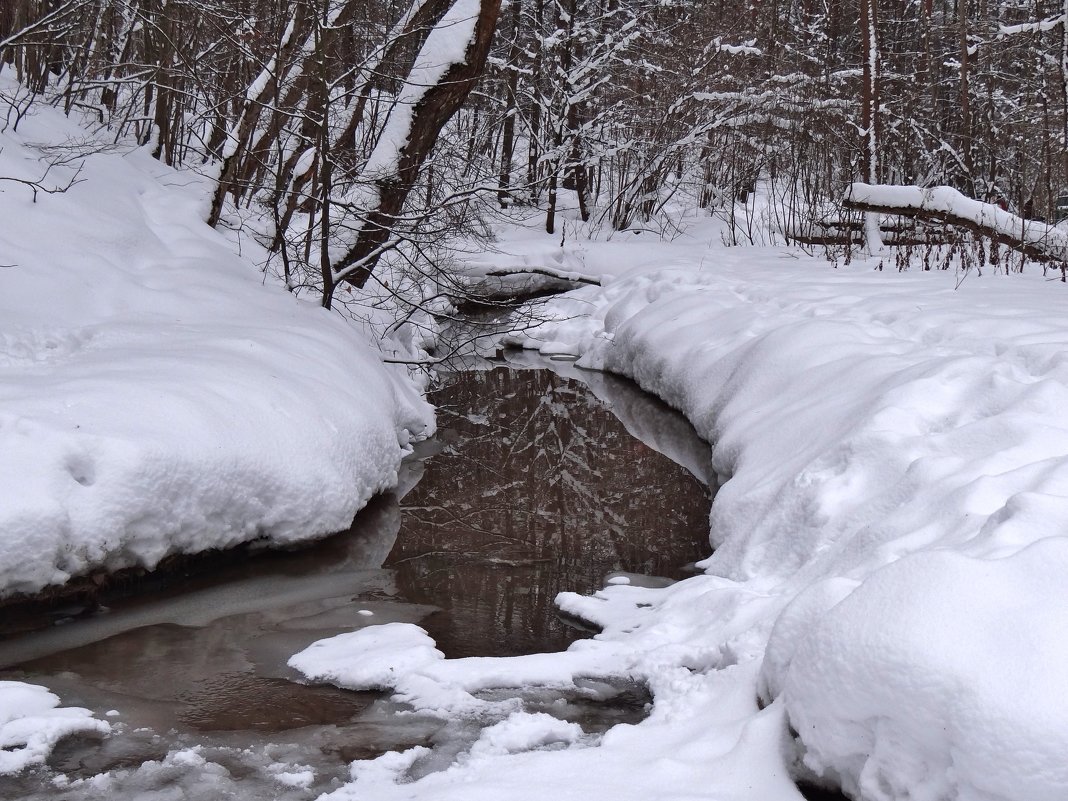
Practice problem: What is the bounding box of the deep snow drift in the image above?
[0,88,433,598]
[288,212,1068,801]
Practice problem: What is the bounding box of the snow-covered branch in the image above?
[999,15,1065,36]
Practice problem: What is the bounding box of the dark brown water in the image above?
[0,360,713,799]
[393,365,712,657]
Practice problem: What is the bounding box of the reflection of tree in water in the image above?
[388,368,712,658]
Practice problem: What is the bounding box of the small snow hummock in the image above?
[0,681,111,775]
[465,712,583,758]
[769,539,1068,801]
[289,621,608,716]
[289,622,445,692]
[269,763,316,789]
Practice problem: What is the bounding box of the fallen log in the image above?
[787,214,954,248]
[789,231,952,248]
[484,267,602,286]
[844,183,1068,263]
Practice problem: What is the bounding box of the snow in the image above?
[289,620,623,716]
[295,210,1068,801]
[780,540,1068,801]
[290,622,446,692]
[508,233,1068,801]
[0,681,111,775]
[464,712,583,758]
[0,84,433,598]
[301,657,800,801]
[270,765,316,789]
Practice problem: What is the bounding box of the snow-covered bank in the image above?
[291,225,1068,801]
[0,94,433,598]
[511,246,1068,800]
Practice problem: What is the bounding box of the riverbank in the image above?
[1,357,712,797]
[4,88,1065,799]
[0,87,433,600]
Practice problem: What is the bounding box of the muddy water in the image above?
[0,359,713,799]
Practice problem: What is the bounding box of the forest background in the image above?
[3,0,1068,312]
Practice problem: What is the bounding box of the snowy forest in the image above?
[3,1,1068,801]
[7,0,1068,293]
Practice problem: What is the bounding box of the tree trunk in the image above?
[498,0,522,208]
[860,0,882,250]
[327,0,503,302]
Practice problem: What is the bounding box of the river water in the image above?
[0,355,713,800]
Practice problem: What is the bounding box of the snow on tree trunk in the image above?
[325,0,501,304]
[860,0,882,253]
[206,6,312,228]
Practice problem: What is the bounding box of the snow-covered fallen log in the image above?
[787,224,951,248]
[845,182,1068,262]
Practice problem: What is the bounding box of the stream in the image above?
[0,354,714,800]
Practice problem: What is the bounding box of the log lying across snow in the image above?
[845,183,1068,262]
[484,267,602,286]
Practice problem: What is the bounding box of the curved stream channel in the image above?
[0,354,714,800]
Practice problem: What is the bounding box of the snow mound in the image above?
[778,538,1068,801]
[0,681,110,775]
[466,712,583,758]
[0,83,433,597]
[289,621,621,715]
